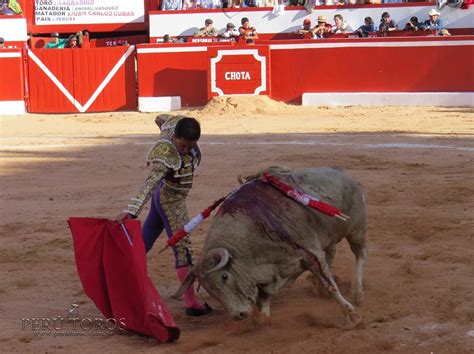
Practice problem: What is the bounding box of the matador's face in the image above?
[174,137,197,156]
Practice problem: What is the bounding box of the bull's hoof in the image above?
[185,303,213,316]
[255,314,273,326]
[345,312,364,329]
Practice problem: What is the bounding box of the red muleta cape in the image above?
[68,217,180,342]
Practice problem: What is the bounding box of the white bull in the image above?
[175,167,368,325]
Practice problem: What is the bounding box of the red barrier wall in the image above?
[268,36,474,103]
[0,49,26,114]
[137,42,234,107]
[136,36,474,107]
[0,50,25,101]
[27,46,137,113]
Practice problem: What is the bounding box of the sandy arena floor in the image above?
[1,97,473,353]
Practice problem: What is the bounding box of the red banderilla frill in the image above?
[158,196,227,253]
[260,172,350,221]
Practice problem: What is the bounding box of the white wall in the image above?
[0,17,28,41]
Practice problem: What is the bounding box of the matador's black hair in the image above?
[175,117,201,141]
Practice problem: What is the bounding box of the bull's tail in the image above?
[238,166,292,184]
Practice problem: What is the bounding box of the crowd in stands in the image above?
[165,16,259,43]
[160,0,432,10]
[162,8,449,42]
[41,30,91,49]
[298,8,449,36]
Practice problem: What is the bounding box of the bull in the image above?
[174,167,368,325]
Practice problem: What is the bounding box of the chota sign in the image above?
[210,49,267,96]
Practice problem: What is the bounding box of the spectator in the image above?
[228,0,241,7]
[295,19,312,35]
[182,0,197,8]
[78,29,89,48]
[0,37,4,48]
[262,0,278,5]
[222,23,240,38]
[404,16,423,31]
[194,18,218,37]
[422,9,443,32]
[162,34,177,43]
[354,16,376,37]
[66,36,80,49]
[379,12,398,32]
[288,0,306,5]
[439,28,451,36]
[82,29,90,40]
[435,0,462,10]
[331,14,353,34]
[197,0,216,8]
[239,17,258,41]
[242,0,258,6]
[0,0,22,15]
[161,0,182,10]
[44,32,68,49]
[311,16,332,38]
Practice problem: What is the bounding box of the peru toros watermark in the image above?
[21,303,126,337]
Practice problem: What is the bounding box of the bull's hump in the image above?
[218,181,294,217]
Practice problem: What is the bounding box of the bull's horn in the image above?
[172,269,197,299]
[205,248,231,274]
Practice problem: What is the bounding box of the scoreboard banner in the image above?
[34,0,145,25]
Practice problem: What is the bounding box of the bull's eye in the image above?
[221,272,229,282]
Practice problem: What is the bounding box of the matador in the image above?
[116,115,212,316]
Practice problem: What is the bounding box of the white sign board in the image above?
[0,17,27,41]
[34,0,145,25]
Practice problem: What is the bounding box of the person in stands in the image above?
[161,0,182,10]
[0,37,4,48]
[222,23,240,38]
[379,12,398,33]
[239,17,258,42]
[45,32,84,49]
[354,16,376,37]
[197,0,216,8]
[331,14,353,34]
[66,36,80,49]
[228,0,241,7]
[295,19,312,35]
[404,16,423,31]
[422,9,443,32]
[44,32,68,49]
[182,0,197,8]
[311,15,332,38]
[0,0,23,15]
[194,18,218,37]
[438,28,451,36]
[242,0,257,7]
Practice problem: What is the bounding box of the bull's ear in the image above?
[172,269,197,299]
